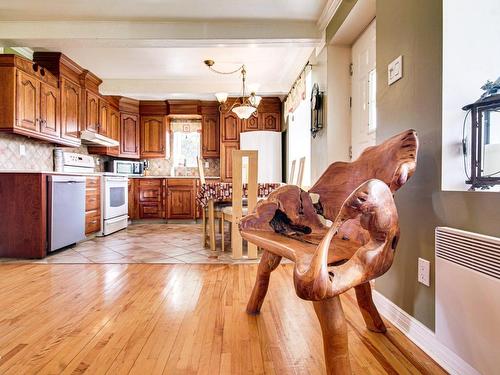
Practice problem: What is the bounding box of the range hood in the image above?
[80,130,119,147]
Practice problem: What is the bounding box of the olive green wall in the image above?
[376,0,500,329]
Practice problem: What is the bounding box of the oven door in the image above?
[103,177,128,220]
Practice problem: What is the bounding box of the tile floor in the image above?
[1,223,263,264]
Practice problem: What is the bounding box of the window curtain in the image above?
[284,70,307,115]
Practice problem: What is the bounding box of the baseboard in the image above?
[372,290,480,375]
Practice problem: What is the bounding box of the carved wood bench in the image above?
[240,129,419,374]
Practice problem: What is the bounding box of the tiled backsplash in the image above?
[146,157,220,177]
[0,132,220,176]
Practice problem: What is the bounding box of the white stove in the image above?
[101,174,129,236]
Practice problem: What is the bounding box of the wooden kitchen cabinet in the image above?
[85,91,99,133]
[128,178,137,220]
[167,179,196,220]
[16,70,39,132]
[222,111,240,142]
[202,114,220,158]
[137,178,164,219]
[98,98,109,137]
[85,176,101,235]
[221,142,239,181]
[260,112,281,131]
[39,82,60,137]
[140,115,166,158]
[60,77,81,143]
[241,115,259,132]
[120,113,140,158]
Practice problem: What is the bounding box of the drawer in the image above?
[138,186,162,202]
[85,193,100,211]
[139,203,162,219]
[167,178,196,188]
[138,179,162,187]
[85,210,101,235]
[86,176,100,189]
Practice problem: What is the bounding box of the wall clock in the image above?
[311,83,324,138]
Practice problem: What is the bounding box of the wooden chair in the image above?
[239,130,418,374]
[221,150,258,259]
[198,157,223,251]
[288,159,297,184]
[296,156,306,187]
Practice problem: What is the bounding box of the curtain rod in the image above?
[285,61,312,100]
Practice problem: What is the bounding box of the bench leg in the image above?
[354,282,387,333]
[246,250,282,314]
[313,296,351,375]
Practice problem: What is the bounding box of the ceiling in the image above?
[0,0,327,21]
[0,0,331,99]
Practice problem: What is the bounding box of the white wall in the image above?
[442,0,500,191]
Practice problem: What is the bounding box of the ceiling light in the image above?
[204,59,262,120]
[215,92,228,104]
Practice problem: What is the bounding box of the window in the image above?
[170,120,201,168]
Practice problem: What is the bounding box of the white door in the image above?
[351,19,376,160]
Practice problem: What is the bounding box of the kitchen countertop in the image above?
[129,175,220,179]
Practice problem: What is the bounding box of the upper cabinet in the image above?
[0,55,74,145]
[259,112,280,131]
[241,115,259,132]
[16,71,39,133]
[222,112,240,142]
[39,82,60,138]
[98,98,109,137]
[120,113,140,158]
[85,91,99,133]
[202,114,220,158]
[140,115,166,158]
[60,77,81,143]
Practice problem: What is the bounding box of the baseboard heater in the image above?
[435,227,500,375]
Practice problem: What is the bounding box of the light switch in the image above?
[417,258,430,287]
[19,144,26,156]
[205,161,209,168]
[388,55,403,85]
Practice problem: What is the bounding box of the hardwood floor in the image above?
[0,264,445,374]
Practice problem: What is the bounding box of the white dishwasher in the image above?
[48,175,86,252]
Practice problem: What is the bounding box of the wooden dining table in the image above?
[196,181,283,252]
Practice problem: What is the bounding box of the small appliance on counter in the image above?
[105,160,144,176]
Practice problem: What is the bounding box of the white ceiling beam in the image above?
[0,20,321,48]
[100,79,289,98]
[316,0,343,31]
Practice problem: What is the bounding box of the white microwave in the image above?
[105,160,144,175]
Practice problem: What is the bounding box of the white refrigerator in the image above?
[239,131,282,183]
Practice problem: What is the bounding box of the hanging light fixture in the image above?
[204,59,262,120]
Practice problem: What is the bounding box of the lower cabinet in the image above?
[137,178,163,219]
[167,179,196,220]
[85,176,101,235]
[130,178,198,221]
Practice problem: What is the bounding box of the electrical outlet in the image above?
[418,258,430,286]
[205,161,209,168]
[19,144,26,156]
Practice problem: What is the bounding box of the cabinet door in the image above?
[85,91,99,133]
[140,116,165,158]
[128,179,137,220]
[241,115,259,132]
[108,108,120,156]
[222,112,240,142]
[259,112,281,131]
[39,82,60,137]
[60,78,81,141]
[202,114,220,158]
[98,98,109,137]
[168,188,194,219]
[120,113,140,158]
[221,142,239,181]
[16,71,39,132]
